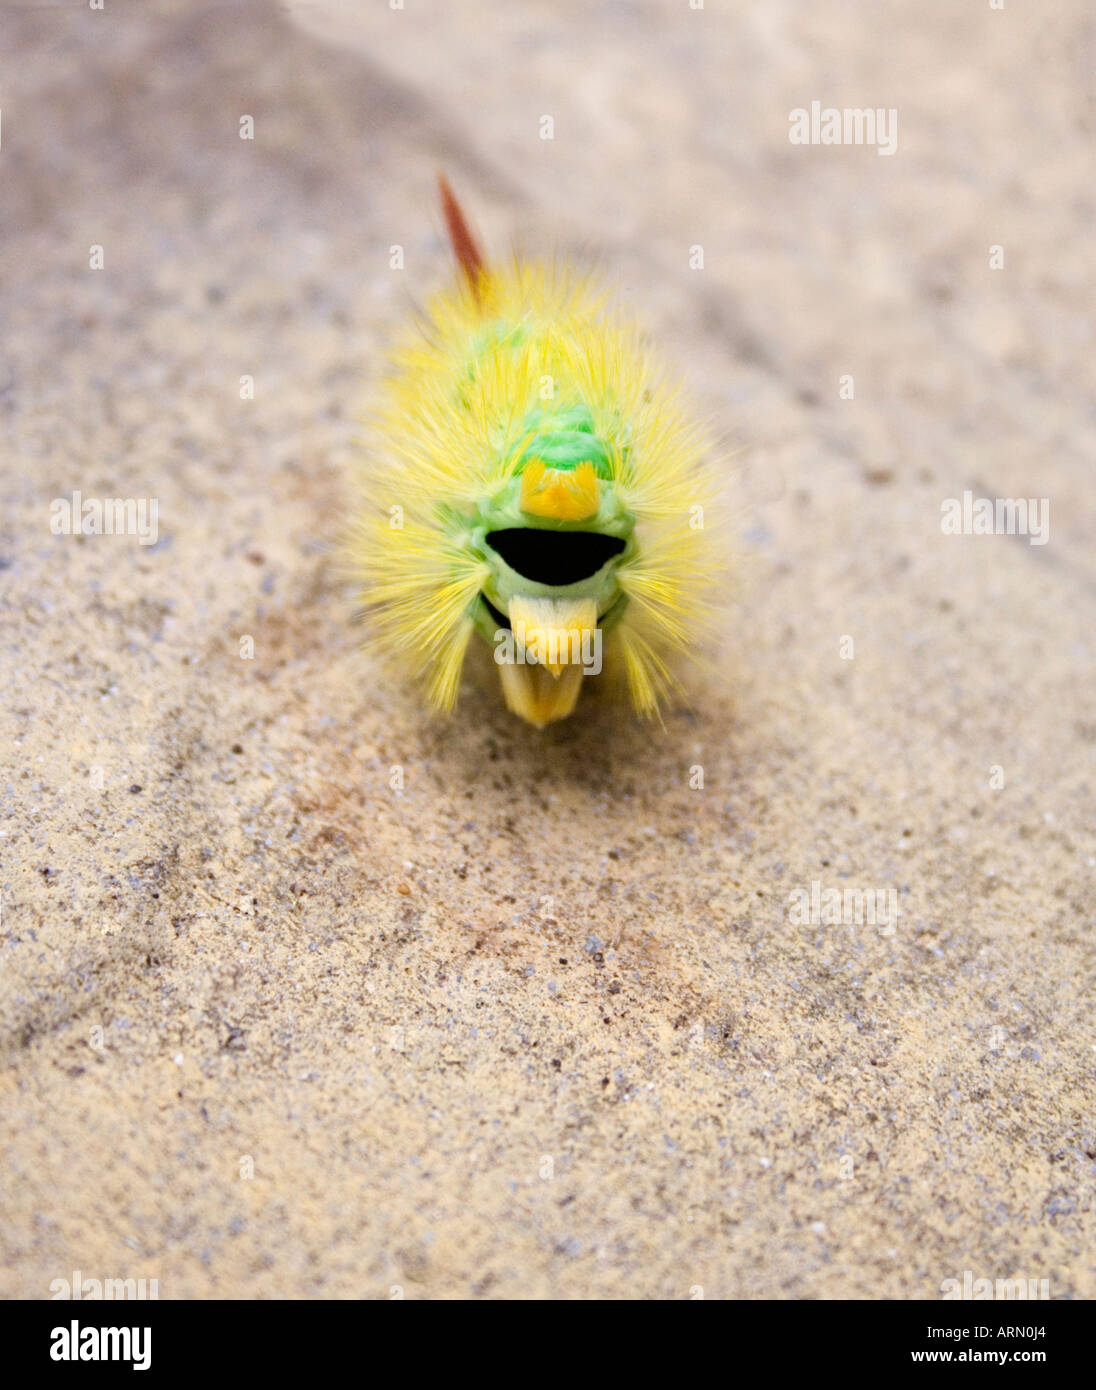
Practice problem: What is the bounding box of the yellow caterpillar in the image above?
[350,177,721,728]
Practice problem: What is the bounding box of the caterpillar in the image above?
[350,176,721,729]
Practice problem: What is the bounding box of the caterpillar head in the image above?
[466,404,635,726]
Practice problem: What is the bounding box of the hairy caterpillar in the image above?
[351,177,721,729]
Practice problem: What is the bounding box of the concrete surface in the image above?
[0,0,1093,1298]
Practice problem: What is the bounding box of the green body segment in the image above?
[513,404,618,480]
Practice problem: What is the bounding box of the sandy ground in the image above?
[1,0,1093,1299]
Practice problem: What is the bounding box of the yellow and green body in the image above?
[353,232,717,728]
